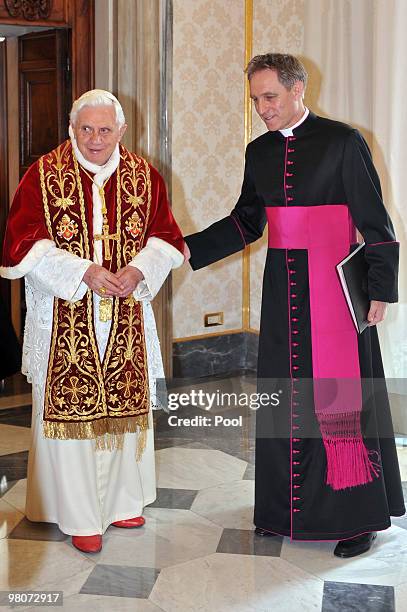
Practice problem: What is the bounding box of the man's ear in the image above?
[119,123,128,140]
[292,81,304,99]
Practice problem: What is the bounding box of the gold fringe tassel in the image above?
[43,413,149,460]
[135,426,148,462]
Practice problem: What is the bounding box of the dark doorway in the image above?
[19,29,71,177]
[0,27,72,333]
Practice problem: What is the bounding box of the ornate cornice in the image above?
[5,0,52,21]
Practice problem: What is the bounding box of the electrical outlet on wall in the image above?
[204,312,224,327]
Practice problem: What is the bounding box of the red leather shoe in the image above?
[112,516,145,528]
[72,534,102,553]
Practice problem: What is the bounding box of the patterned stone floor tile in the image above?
[0,405,32,427]
[0,373,31,397]
[0,375,404,610]
[148,487,198,510]
[150,553,324,612]
[0,477,18,499]
[166,434,256,465]
[243,463,255,480]
[191,480,254,529]
[22,595,166,612]
[216,528,283,557]
[391,514,407,531]
[0,425,31,456]
[0,395,32,411]
[153,436,196,451]
[198,439,255,465]
[179,441,215,450]
[8,517,68,542]
[281,525,407,587]
[98,508,222,569]
[155,448,247,490]
[396,448,407,482]
[394,580,407,612]
[0,498,25,539]
[0,539,94,591]
[10,567,99,611]
[1,478,26,512]
[321,580,395,611]
[80,564,160,599]
[0,451,29,481]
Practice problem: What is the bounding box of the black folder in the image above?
[336,243,370,334]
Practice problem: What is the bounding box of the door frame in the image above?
[0,40,9,307]
[0,0,94,98]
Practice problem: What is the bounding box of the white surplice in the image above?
[6,137,183,536]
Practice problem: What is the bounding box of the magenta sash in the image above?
[266,205,379,490]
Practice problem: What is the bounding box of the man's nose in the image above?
[257,99,270,116]
[90,130,102,143]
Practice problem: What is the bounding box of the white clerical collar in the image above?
[68,125,120,185]
[279,107,309,137]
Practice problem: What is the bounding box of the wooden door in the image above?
[19,29,71,177]
[16,28,72,332]
[0,3,93,337]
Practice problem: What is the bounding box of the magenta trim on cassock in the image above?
[285,248,295,538]
[368,240,399,246]
[266,205,380,491]
[229,213,247,247]
[283,139,289,205]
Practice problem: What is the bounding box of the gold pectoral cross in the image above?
[94,184,119,261]
[99,297,113,322]
[94,223,119,261]
[91,184,119,321]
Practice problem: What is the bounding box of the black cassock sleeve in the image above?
[185,145,267,270]
[342,129,399,303]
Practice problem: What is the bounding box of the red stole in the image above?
[39,141,151,451]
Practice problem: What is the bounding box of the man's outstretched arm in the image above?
[185,145,266,270]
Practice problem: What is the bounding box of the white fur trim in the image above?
[127,237,184,301]
[129,244,172,301]
[147,236,184,268]
[0,239,55,279]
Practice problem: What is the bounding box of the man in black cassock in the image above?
[184,53,405,558]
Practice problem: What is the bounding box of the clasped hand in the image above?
[83,263,144,298]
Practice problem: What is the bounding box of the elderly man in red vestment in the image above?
[0,90,185,553]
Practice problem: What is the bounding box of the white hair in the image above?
[70,89,126,127]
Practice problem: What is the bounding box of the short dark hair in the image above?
[246,53,308,90]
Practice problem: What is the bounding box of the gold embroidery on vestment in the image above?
[45,142,77,217]
[39,143,152,455]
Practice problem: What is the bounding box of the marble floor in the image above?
[0,374,406,611]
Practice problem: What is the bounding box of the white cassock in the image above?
[7,137,183,536]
